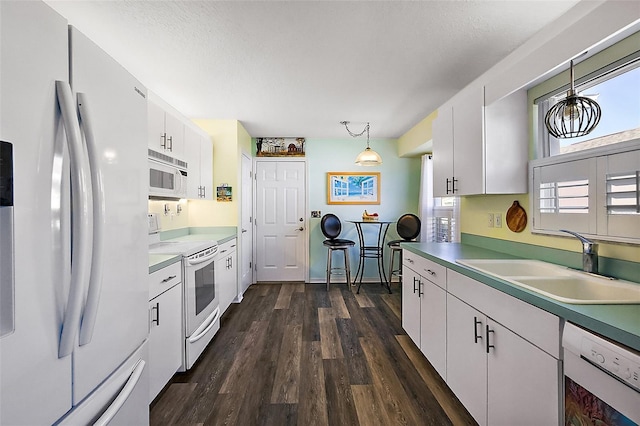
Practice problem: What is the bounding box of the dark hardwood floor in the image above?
[149,281,477,426]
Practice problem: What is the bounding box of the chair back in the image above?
[321,214,342,239]
[397,213,421,241]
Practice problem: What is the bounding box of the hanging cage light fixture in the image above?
[544,59,601,139]
[340,121,382,166]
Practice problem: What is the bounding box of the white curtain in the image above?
[418,154,433,242]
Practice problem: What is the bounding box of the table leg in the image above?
[379,223,391,294]
[352,223,365,286]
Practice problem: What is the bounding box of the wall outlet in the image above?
[495,213,502,228]
[487,213,494,228]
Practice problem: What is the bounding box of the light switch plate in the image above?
[311,210,321,218]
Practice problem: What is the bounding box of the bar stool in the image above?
[321,214,355,291]
[387,213,421,286]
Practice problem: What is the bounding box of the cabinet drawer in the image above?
[217,238,237,257]
[149,261,181,300]
[403,251,447,289]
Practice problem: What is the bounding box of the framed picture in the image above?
[327,172,380,205]
[256,137,305,157]
[216,185,232,202]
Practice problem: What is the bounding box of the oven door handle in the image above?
[189,307,220,343]
[187,251,217,266]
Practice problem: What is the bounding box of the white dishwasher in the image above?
[563,322,640,425]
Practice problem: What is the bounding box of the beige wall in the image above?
[397,110,437,157]
[188,119,250,227]
[459,195,638,262]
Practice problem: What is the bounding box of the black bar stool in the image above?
[321,214,355,291]
[388,213,421,286]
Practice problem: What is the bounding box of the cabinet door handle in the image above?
[151,302,160,326]
[161,275,176,283]
[407,258,414,264]
[202,186,205,198]
[418,280,423,297]
[167,135,173,151]
[425,269,436,276]
[452,177,458,193]
[486,325,495,353]
[161,132,167,149]
[474,317,482,343]
[445,178,451,195]
[413,276,419,294]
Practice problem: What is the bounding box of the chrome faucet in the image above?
[560,230,598,274]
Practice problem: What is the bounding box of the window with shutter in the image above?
[531,141,640,243]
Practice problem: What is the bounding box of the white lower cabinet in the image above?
[148,263,183,403]
[446,295,487,423]
[216,239,237,315]
[402,252,562,426]
[402,252,447,379]
[446,270,561,426]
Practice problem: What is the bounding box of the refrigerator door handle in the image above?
[55,81,93,358]
[77,93,104,346]
[93,359,146,426]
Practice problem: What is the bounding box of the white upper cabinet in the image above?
[432,86,528,197]
[184,124,213,200]
[147,99,185,160]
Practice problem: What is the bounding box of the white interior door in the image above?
[255,160,307,282]
[240,153,253,293]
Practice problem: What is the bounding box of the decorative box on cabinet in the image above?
[148,262,183,403]
[184,124,213,200]
[445,269,561,426]
[216,239,237,315]
[401,251,447,379]
[432,87,528,197]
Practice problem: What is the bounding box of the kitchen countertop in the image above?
[149,226,238,273]
[402,242,640,352]
[149,253,181,273]
[158,226,237,245]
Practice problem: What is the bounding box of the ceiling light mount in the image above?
[544,59,601,139]
[340,121,382,166]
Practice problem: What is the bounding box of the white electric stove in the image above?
[148,213,220,371]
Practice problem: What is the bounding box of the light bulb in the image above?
[562,102,582,121]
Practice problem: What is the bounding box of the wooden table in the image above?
[348,220,393,294]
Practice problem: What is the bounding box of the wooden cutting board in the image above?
[506,201,527,233]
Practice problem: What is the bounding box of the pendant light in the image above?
[544,59,601,139]
[340,121,382,166]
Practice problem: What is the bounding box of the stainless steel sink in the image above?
[456,259,640,304]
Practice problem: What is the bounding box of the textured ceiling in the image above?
[45,0,580,139]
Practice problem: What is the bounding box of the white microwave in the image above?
[148,157,187,199]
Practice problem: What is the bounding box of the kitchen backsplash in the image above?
[148,199,189,232]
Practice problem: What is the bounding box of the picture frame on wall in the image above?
[327,172,380,205]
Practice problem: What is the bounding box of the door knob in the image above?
[298,227,304,231]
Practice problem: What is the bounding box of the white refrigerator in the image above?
[0,1,149,424]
